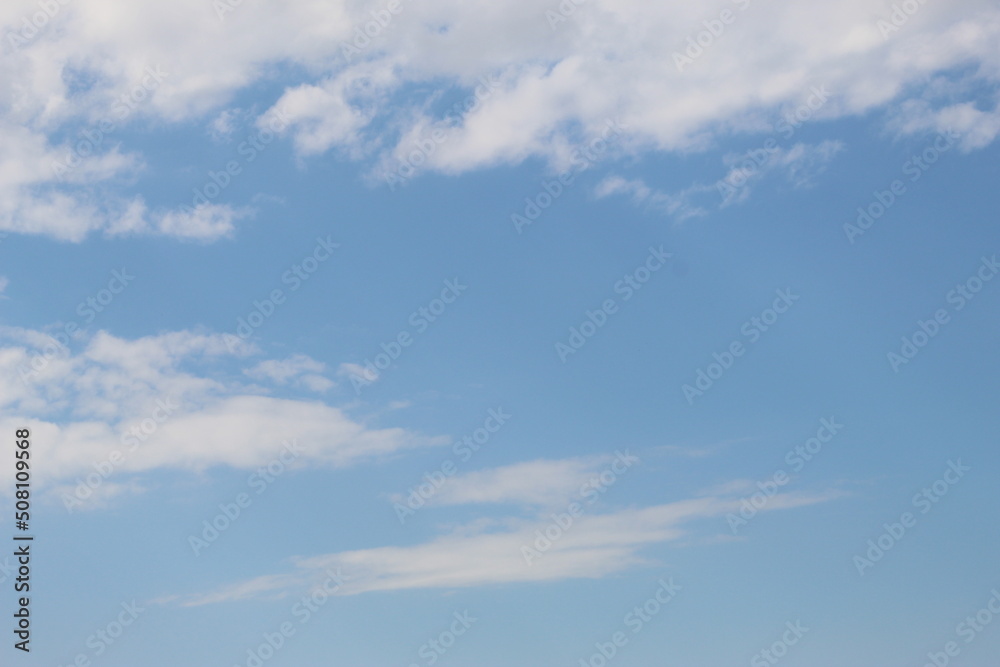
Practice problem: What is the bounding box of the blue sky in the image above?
[1,0,1000,665]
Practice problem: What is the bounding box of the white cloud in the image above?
[890,99,1000,151]
[0,120,248,241]
[598,140,845,220]
[0,328,442,492]
[718,140,846,201]
[595,176,711,221]
[151,202,250,240]
[209,107,242,141]
[269,63,394,157]
[177,488,839,603]
[1,0,998,239]
[412,454,638,509]
[337,361,379,383]
[245,354,333,392]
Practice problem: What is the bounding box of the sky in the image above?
[1,0,999,665]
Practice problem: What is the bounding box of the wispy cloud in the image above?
[397,454,638,509]
[245,354,334,392]
[175,488,837,604]
[595,176,711,221]
[597,140,845,221]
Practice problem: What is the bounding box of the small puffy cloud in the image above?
[890,99,1000,151]
[209,108,243,141]
[595,176,711,221]
[299,374,335,392]
[245,355,334,392]
[411,454,639,509]
[148,202,250,241]
[338,362,380,383]
[269,63,393,157]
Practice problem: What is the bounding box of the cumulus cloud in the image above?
[0,0,997,239]
[0,327,442,494]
